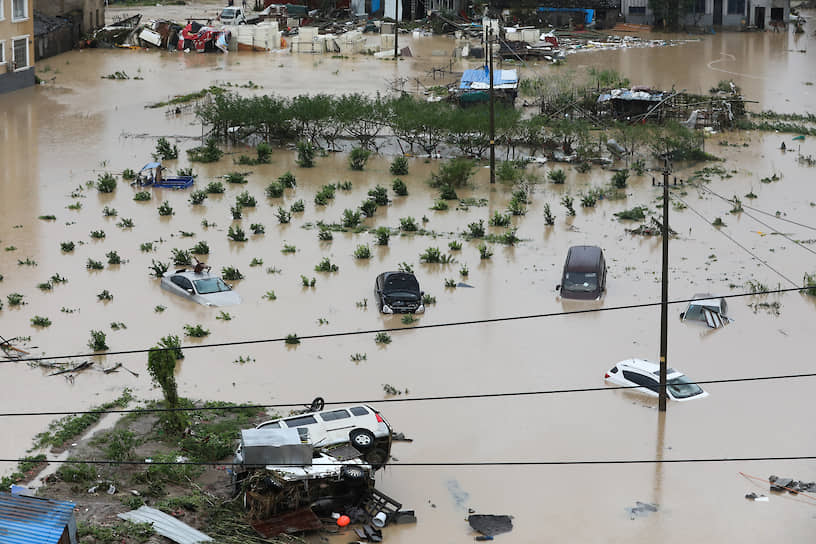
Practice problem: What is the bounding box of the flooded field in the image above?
[1,9,816,542]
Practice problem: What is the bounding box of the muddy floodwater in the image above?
[2,7,816,541]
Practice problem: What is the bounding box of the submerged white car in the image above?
[160,269,241,307]
[605,358,709,402]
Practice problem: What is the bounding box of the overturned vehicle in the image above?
[680,294,731,329]
[232,402,394,520]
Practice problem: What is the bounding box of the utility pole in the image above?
[658,160,670,412]
[488,25,495,184]
[394,0,399,58]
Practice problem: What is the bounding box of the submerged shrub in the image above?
[349,147,372,171]
[392,178,408,196]
[96,173,117,193]
[390,156,409,175]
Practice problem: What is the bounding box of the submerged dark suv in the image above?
[374,271,425,314]
[557,245,607,300]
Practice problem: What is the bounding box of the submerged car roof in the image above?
[565,245,603,272]
[617,358,683,378]
[167,269,219,281]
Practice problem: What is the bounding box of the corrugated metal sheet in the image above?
[0,492,76,544]
[118,506,212,544]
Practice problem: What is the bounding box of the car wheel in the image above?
[342,465,367,480]
[349,428,375,453]
[309,397,325,412]
[365,448,387,468]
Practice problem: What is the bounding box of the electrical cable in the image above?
[692,183,816,257]
[1,370,814,418]
[1,287,806,365]
[1,456,815,467]
[695,183,816,232]
[670,192,799,287]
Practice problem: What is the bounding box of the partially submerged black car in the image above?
[374,271,425,314]
[557,245,607,300]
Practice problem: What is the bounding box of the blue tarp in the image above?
[536,6,594,25]
[459,66,518,90]
[140,162,161,172]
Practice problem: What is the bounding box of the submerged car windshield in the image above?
[563,272,598,292]
[194,278,231,294]
[667,375,704,399]
[384,275,419,295]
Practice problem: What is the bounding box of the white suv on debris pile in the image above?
[255,402,393,466]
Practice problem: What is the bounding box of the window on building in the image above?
[0,1,5,21]
[693,0,706,13]
[628,5,646,14]
[12,0,27,21]
[0,42,5,64]
[727,0,745,14]
[12,37,28,70]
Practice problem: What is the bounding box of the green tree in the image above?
[147,336,186,432]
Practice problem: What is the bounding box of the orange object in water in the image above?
[337,515,350,527]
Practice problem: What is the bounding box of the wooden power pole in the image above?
[488,26,495,184]
[658,162,670,412]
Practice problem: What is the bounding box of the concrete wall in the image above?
[33,0,104,33]
[0,0,36,94]
[621,0,788,27]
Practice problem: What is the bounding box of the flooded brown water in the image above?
[2,9,816,542]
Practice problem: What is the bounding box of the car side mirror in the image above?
[679,312,685,319]
[555,285,561,290]
[420,291,425,296]
[186,288,194,295]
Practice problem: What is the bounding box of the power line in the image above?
[692,183,816,257]
[695,183,816,233]
[671,192,799,287]
[3,287,805,365]
[2,370,815,418]
[1,456,814,467]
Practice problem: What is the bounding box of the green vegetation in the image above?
[360,199,378,217]
[205,181,225,194]
[153,137,179,161]
[342,208,362,228]
[296,140,316,167]
[354,244,372,259]
[106,251,123,265]
[290,199,305,213]
[38,214,57,220]
[612,169,629,189]
[117,217,134,228]
[157,201,174,216]
[282,244,297,253]
[392,178,408,196]
[187,138,223,163]
[279,171,297,188]
[31,316,51,327]
[191,241,209,255]
[122,168,136,180]
[90,229,106,239]
[88,329,109,351]
[147,86,223,109]
[96,172,117,193]
[226,172,248,185]
[149,259,169,278]
[147,336,186,432]
[221,266,244,280]
[489,211,511,227]
[315,257,339,272]
[285,334,301,344]
[171,248,192,266]
[614,206,648,221]
[561,195,576,216]
[467,220,486,238]
[227,225,247,242]
[250,223,265,234]
[61,241,75,252]
[86,258,104,270]
[375,332,392,345]
[97,289,114,301]
[133,191,151,201]
[543,204,555,225]
[420,247,455,264]
[391,156,409,175]
[183,324,210,338]
[235,191,257,208]
[189,190,207,205]
[300,275,316,287]
[548,169,566,184]
[374,227,391,246]
[265,181,284,198]
[479,243,493,259]
[349,147,372,170]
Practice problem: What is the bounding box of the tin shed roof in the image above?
[118,506,212,544]
[0,492,75,544]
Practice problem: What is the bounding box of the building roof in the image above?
[459,67,518,90]
[118,506,212,544]
[0,492,75,544]
[33,11,74,37]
